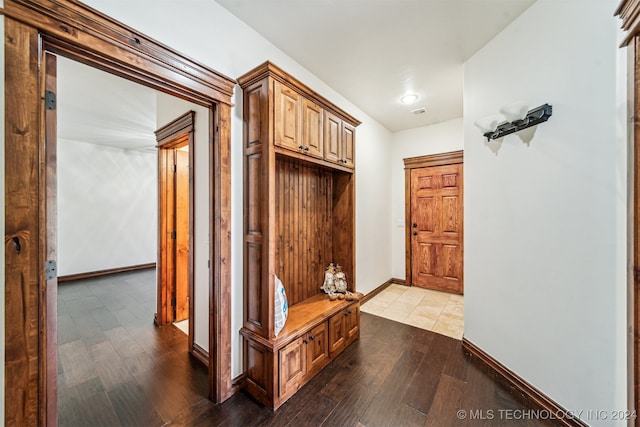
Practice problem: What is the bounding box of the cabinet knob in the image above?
[304,146,309,151]
[309,335,315,341]
[303,339,308,344]
[413,223,417,228]
[298,145,304,150]
[413,231,417,236]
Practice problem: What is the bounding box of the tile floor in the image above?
[361,283,464,340]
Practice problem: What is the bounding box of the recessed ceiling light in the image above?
[400,94,419,105]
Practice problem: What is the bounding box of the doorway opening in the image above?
[362,150,465,340]
[155,111,195,348]
[404,151,464,295]
[54,55,204,423]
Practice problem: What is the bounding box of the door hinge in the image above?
[171,297,176,307]
[173,164,177,173]
[45,260,57,280]
[45,91,56,110]
[171,231,176,240]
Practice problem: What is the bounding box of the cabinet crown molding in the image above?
[237,61,361,127]
[616,0,640,46]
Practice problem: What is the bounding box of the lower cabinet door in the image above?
[345,303,360,346]
[279,336,306,399]
[306,322,329,376]
[329,311,346,356]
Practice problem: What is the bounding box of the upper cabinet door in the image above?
[323,111,341,164]
[274,81,301,151]
[341,122,355,169]
[302,98,324,159]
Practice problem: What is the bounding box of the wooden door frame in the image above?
[3,1,235,424]
[403,150,463,288]
[155,112,195,354]
[617,1,640,423]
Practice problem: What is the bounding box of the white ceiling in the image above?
[57,56,158,152]
[57,0,536,150]
[216,0,535,132]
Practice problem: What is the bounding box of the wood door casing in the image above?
[43,52,58,427]
[406,153,463,295]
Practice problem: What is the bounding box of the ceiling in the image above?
[57,56,158,152]
[216,0,535,132]
[57,0,536,151]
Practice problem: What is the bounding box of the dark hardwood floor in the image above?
[58,270,558,426]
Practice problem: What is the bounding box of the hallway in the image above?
[57,270,555,426]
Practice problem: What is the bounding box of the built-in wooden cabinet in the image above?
[238,61,361,409]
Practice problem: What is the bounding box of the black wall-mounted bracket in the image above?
[484,103,553,141]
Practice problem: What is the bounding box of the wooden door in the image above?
[274,81,301,151]
[302,98,323,158]
[324,111,341,164]
[306,323,328,377]
[344,304,360,345]
[328,311,346,355]
[279,336,306,399]
[341,122,355,168]
[410,163,463,294]
[174,149,190,321]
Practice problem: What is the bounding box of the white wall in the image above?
[82,0,394,378]
[57,139,156,276]
[155,94,211,350]
[463,1,626,424]
[390,118,463,280]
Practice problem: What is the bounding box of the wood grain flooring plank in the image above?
[321,382,379,427]
[57,313,80,345]
[287,394,336,427]
[58,340,98,388]
[65,377,120,427]
[401,332,454,414]
[91,306,122,331]
[107,381,164,427]
[424,374,465,427]
[358,346,426,427]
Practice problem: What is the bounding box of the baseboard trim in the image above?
[391,277,407,286]
[58,263,156,283]
[361,278,407,304]
[462,338,588,427]
[361,279,392,304]
[231,373,246,396]
[191,343,209,367]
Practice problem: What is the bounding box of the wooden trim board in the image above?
[58,263,156,283]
